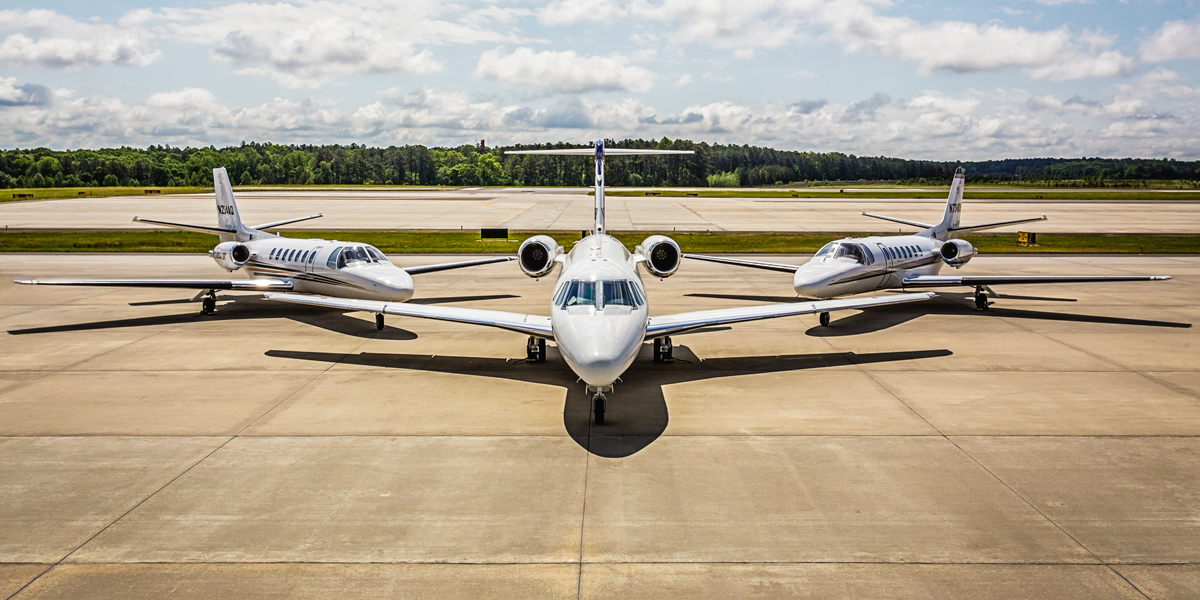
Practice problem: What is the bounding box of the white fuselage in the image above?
[233,237,415,302]
[549,234,649,391]
[793,235,946,298]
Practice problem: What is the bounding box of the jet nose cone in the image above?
[376,272,414,302]
[574,338,631,387]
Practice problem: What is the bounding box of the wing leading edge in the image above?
[682,253,800,273]
[265,293,553,337]
[901,275,1171,288]
[14,278,293,290]
[402,256,515,275]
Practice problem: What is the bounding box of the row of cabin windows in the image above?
[883,244,924,261]
[268,247,313,264]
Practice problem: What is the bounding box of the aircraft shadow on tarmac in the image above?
[686,292,1192,337]
[265,345,953,458]
[6,294,519,340]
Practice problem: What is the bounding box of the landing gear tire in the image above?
[974,290,989,311]
[653,336,673,362]
[593,393,606,425]
[375,313,385,330]
[201,296,216,315]
[526,336,547,362]
[819,311,831,327]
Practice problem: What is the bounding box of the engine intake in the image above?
[637,235,681,278]
[939,239,976,267]
[518,235,562,278]
[212,241,252,271]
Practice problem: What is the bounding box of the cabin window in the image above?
[560,281,597,308]
[301,251,309,263]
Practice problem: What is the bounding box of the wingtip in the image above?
[13,279,32,285]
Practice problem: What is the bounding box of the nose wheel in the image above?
[526,336,547,362]
[819,311,831,327]
[653,336,673,362]
[592,392,606,425]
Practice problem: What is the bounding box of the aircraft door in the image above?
[876,243,893,288]
[306,246,323,274]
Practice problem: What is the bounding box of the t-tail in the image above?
[132,167,323,242]
[861,166,1046,241]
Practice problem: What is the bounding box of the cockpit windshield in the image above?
[331,245,390,269]
[833,243,866,264]
[815,242,837,258]
[557,280,644,309]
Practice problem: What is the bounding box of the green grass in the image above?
[605,189,1200,200]
[2,230,1197,254]
[2,186,213,202]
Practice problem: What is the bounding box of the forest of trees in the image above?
[1,139,1198,189]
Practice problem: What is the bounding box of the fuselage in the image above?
[793,235,945,298]
[231,236,415,302]
[548,234,649,390]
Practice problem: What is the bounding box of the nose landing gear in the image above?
[592,392,606,425]
[526,336,547,362]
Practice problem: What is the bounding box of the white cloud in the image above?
[539,0,1135,80]
[1141,18,1200,63]
[475,47,657,94]
[674,74,694,87]
[0,9,161,69]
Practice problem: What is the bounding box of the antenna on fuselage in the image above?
[507,141,694,237]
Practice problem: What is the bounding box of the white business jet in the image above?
[15,167,512,322]
[686,167,1170,325]
[264,141,935,424]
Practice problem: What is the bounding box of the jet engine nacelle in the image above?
[212,241,252,271]
[637,235,681,278]
[518,235,563,278]
[939,239,976,268]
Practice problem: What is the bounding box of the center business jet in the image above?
[15,167,512,321]
[265,141,936,424]
[686,167,1170,325]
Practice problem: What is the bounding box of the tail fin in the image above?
[931,166,966,240]
[213,167,251,243]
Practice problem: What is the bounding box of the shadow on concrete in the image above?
[807,293,1191,337]
[265,346,952,458]
[685,292,808,303]
[8,293,518,340]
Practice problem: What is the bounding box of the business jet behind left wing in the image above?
[15,167,512,322]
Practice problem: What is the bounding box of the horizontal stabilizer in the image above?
[506,148,693,156]
[683,253,799,273]
[901,274,1171,288]
[947,215,1047,233]
[133,217,237,235]
[265,293,553,337]
[645,292,935,338]
[14,278,293,290]
[251,214,323,230]
[403,256,514,275]
[860,212,934,230]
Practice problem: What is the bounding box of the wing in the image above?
[13,278,293,290]
[646,292,935,338]
[683,253,799,273]
[402,256,514,275]
[860,212,934,229]
[947,216,1046,233]
[265,293,553,337]
[902,274,1171,288]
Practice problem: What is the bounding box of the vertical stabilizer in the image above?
[213,167,250,242]
[932,166,966,240]
[594,140,605,235]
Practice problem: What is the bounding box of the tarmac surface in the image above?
[1,252,1198,598]
[3,188,1200,233]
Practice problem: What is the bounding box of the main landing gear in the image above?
[200,290,217,315]
[653,336,673,362]
[974,287,990,311]
[526,336,547,362]
[375,313,385,330]
[819,311,831,327]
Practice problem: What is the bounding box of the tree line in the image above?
[1,139,1198,189]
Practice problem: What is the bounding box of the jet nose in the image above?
[793,271,825,298]
[574,337,632,387]
[376,271,414,302]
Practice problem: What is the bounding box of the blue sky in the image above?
[2,0,1200,159]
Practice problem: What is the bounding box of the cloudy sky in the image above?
[2,0,1200,159]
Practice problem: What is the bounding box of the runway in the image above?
[1,253,1198,598]
[3,188,1200,233]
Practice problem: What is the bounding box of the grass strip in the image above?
[1,230,1197,254]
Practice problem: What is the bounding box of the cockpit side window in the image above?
[561,281,597,308]
[366,246,390,264]
[327,247,343,269]
[859,244,874,265]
